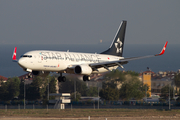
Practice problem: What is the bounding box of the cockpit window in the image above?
[20,55,32,58]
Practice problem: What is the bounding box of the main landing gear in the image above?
[58,73,90,82]
[83,75,90,82]
[58,73,66,82]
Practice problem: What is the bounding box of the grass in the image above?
[0,109,180,118]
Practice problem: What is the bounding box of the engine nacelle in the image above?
[32,71,50,77]
[74,65,92,75]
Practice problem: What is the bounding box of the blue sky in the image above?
[0,0,179,45]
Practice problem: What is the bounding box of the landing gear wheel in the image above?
[62,76,66,82]
[58,76,66,82]
[58,76,62,82]
[83,75,90,81]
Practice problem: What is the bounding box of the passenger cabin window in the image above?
[20,55,32,58]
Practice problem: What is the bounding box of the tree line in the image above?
[1,70,180,102]
[0,71,152,102]
[0,76,57,102]
[0,75,98,102]
[99,70,149,101]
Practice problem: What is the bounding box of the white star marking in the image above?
[114,38,123,53]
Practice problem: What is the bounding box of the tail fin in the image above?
[12,47,17,61]
[101,20,127,57]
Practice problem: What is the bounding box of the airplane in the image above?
[12,21,168,82]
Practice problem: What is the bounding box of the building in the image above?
[0,75,8,83]
[151,77,173,96]
[141,71,154,97]
[139,70,155,96]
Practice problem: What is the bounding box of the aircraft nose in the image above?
[18,58,26,68]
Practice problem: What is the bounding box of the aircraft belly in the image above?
[92,66,119,73]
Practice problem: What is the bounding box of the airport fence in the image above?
[1,100,180,110]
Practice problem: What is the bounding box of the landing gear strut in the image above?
[83,75,90,81]
[58,73,66,82]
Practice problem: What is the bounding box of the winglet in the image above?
[12,47,17,61]
[155,41,168,56]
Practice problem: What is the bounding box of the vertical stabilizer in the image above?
[12,47,17,61]
[101,21,127,57]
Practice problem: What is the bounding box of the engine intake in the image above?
[74,65,92,75]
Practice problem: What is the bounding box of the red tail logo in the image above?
[12,47,17,61]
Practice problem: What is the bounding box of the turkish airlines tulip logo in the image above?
[115,38,123,53]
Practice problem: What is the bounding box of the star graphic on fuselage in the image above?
[114,38,123,53]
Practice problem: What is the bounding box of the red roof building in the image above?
[0,75,8,82]
[19,73,34,84]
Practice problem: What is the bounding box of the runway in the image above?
[1,116,180,120]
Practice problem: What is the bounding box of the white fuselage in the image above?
[18,50,123,74]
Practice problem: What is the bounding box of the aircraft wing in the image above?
[89,41,168,70]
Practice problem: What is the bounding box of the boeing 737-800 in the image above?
[12,21,168,82]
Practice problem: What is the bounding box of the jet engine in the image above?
[32,71,50,77]
[74,65,92,75]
